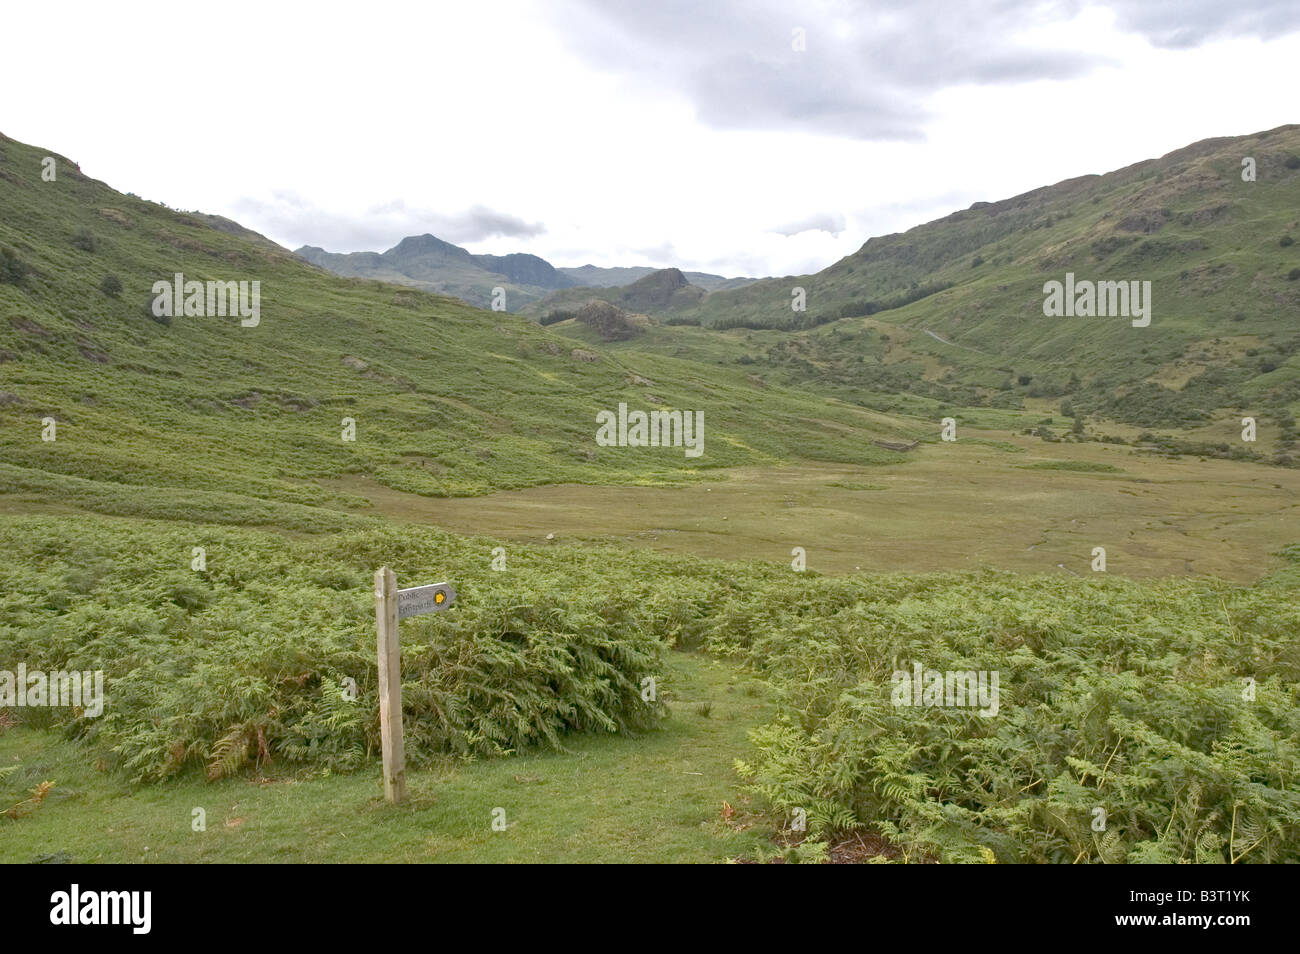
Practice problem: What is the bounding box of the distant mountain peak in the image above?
[385,233,473,262]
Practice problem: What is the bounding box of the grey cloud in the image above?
[1074,0,1300,49]
[548,0,1299,140]
[549,0,1108,140]
[438,204,547,243]
[229,192,544,252]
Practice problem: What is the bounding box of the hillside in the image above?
[680,127,1300,329]
[553,127,1300,448]
[0,131,910,531]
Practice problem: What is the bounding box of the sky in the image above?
[3,0,1299,277]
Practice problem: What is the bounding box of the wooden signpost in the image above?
[373,567,456,803]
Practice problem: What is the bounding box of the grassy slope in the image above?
[685,126,1300,329]
[0,131,911,529]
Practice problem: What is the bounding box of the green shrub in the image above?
[0,245,26,284]
[142,295,171,325]
[99,273,122,298]
[72,229,97,252]
[0,519,667,782]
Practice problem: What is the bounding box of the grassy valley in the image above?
[0,131,914,526]
[2,126,1299,865]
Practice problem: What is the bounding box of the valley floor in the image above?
[321,427,1300,581]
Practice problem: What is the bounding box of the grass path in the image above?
[0,652,777,864]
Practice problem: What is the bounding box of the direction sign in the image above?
[374,568,458,804]
[396,582,456,620]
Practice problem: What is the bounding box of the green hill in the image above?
[558,263,755,291]
[682,127,1300,328]
[526,267,709,319]
[546,127,1300,449]
[0,131,909,530]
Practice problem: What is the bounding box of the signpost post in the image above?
[373,567,456,804]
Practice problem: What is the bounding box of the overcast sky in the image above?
[4,0,1299,277]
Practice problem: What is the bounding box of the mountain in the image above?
[672,126,1300,330]
[295,234,578,312]
[0,130,907,529]
[529,267,712,320]
[477,251,575,288]
[296,236,756,313]
[586,126,1300,446]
